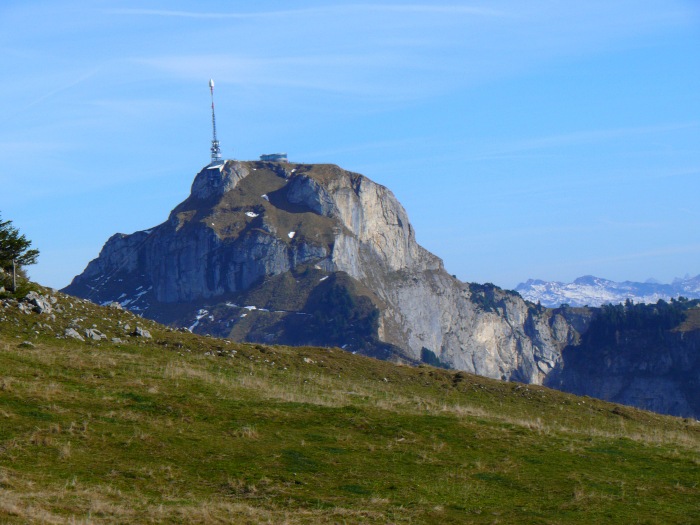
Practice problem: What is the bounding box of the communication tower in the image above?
[209,79,223,166]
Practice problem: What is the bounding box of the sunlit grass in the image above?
[0,288,698,523]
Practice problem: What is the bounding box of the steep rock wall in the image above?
[546,326,700,418]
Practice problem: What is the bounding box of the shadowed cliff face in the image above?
[545,303,700,419]
[64,160,583,383]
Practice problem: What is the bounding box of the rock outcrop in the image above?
[64,160,588,384]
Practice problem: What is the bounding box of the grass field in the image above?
[0,288,698,523]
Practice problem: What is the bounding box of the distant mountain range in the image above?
[515,274,700,307]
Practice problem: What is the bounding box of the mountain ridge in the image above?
[516,274,700,307]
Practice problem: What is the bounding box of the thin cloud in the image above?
[0,140,71,157]
[118,3,697,104]
[105,8,258,19]
[507,122,700,152]
[12,68,100,116]
[457,122,700,162]
[106,5,508,20]
[131,53,437,99]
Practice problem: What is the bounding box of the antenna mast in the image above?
[209,79,222,165]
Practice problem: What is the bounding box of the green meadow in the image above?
[0,289,698,523]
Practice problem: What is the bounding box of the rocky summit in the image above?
[63,160,587,384]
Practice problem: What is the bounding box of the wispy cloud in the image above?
[497,122,700,154]
[0,140,72,157]
[105,8,260,19]
[106,5,508,20]
[131,53,438,99]
[115,2,698,106]
[11,68,100,117]
[474,121,700,159]
[449,122,700,166]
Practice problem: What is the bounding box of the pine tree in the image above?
[0,214,39,289]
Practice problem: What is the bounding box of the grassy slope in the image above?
[0,288,699,524]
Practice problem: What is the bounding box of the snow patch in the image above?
[288,231,296,239]
[261,194,269,201]
[119,287,150,308]
[189,309,210,331]
[245,212,259,218]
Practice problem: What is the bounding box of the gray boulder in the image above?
[24,291,53,314]
[132,326,152,339]
[64,328,85,341]
[17,302,33,315]
[84,328,106,341]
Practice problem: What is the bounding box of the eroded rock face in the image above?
[189,162,250,200]
[546,327,700,418]
[374,274,593,383]
[63,161,587,385]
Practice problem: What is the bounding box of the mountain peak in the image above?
[63,159,583,385]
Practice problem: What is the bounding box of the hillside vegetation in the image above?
[0,286,699,524]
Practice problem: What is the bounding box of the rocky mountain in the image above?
[63,160,588,385]
[516,274,700,308]
[63,160,700,418]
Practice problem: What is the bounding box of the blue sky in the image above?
[1,1,699,290]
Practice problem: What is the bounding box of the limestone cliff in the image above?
[65,160,587,384]
[545,302,700,419]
